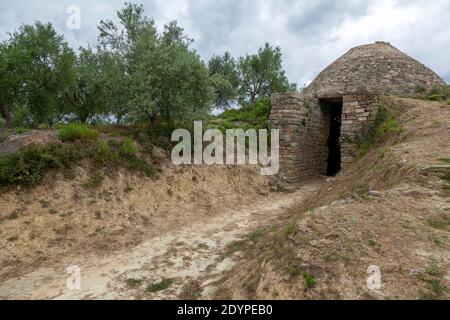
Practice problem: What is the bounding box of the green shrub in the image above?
[302,272,316,289]
[97,140,118,162]
[126,278,143,288]
[15,127,28,134]
[0,138,153,192]
[216,97,271,132]
[427,93,445,101]
[0,143,81,188]
[418,85,450,102]
[146,278,174,292]
[95,139,153,177]
[58,123,100,142]
[120,138,138,157]
[357,106,402,158]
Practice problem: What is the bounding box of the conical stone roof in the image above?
[305,41,446,98]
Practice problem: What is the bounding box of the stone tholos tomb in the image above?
[270,41,446,183]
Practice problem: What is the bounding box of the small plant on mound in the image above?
[427,93,445,101]
[126,278,143,288]
[146,278,174,292]
[94,139,153,177]
[357,105,402,158]
[120,138,138,157]
[302,272,316,289]
[58,123,100,142]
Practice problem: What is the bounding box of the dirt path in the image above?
[0,182,321,300]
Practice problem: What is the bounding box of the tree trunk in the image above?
[0,103,12,127]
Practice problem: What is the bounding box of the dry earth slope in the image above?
[215,97,450,300]
[0,96,448,300]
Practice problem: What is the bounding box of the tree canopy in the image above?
[0,2,296,128]
[209,43,296,109]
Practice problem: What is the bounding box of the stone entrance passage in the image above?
[270,92,380,183]
[319,98,342,176]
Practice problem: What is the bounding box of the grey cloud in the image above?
[286,0,372,42]
[0,0,448,86]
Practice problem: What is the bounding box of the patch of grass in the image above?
[248,229,265,242]
[94,211,102,220]
[441,171,450,192]
[426,259,443,278]
[58,123,100,142]
[427,93,445,101]
[95,140,153,177]
[282,220,297,239]
[368,239,377,247]
[302,272,316,289]
[357,105,402,158]
[418,258,448,300]
[438,158,450,164]
[146,278,174,293]
[48,208,58,215]
[431,236,444,247]
[126,278,143,288]
[15,127,28,134]
[379,147,391,158]
[416,85,450,103]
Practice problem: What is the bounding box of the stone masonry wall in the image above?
[270,92,329,183]
[271,92,381,182]
[341,94,380,167]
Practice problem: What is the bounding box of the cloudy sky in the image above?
[1,0,449,85]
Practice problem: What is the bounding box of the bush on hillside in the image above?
[0,138,153,192]
[0,143,81,189]
[216,97,271,132]
[58,123,100,142]
[357,105,403,158]
[416,85,450,102]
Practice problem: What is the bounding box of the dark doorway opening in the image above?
[320,97,343,176]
